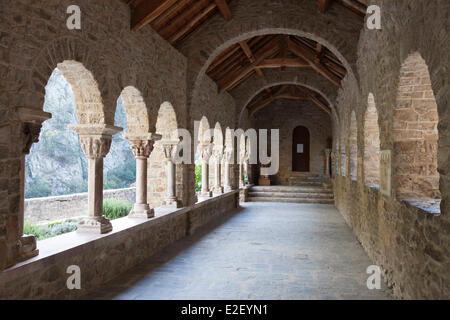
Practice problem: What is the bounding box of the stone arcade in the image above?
[0,0,449,300]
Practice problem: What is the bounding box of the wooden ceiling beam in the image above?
[219,39,279,92]
[256,58,309,68]
[169,3,217,44]
[239,40,264,77]
[160,0,210,39]
[340,0,366,14]
[319,0,333,13]
[297,86,331,115]
[279,35,289,71]
[288,39,342,87]
[131,0,178,31]
[249,86,288,116]
[151,0,191,31]
[214,0,232,21]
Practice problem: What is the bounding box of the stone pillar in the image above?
[324,148,331,178]
[125,133,161,218]
[199,143,213,197]
[69,124,122,233]
[331,151,336,177]
[223,148,233,192]
[14,107,52,262]
[212,148,224,195]
[162,140,181,208]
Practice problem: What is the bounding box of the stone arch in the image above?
[236,72,339,128]
[29,37,109,124]
[364,93,380,187]
[119,86,150,135]
[393,52,440,200]
[349,110,357,179]
[148,101,180,208]
[181,0,361,80]
[234,69,339,124]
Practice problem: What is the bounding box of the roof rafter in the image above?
[214,0,232,20]
[288,38,342,87]
[131,0,178,31]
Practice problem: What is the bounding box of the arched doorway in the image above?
[292,126,310,172]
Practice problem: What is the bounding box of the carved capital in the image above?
[15,107,52,155]
[124,133,162,159]
[130,139,154,158]
[200,143,213,162]
[162,140,179,161]
[79,135,112,159]
[22,122,42,154]
[69,124,122,159]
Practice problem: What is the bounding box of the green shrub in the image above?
[195,164,202,192]
[103,198,133,220]
[23,220,52,241]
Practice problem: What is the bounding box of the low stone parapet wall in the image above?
[25,188,136,224]
[0,191,239,299]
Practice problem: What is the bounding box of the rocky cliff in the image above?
[25,69,135,198]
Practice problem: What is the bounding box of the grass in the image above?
[24,198,133,241]
[103,198,133,220]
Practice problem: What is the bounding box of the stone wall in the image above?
[256,99,332,185]
[24,188,136,224]
[0,191,239,299]
[333,0,450,299]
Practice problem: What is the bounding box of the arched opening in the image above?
[349,111,357,180]
[292,126,310,172]
[196,116,212,197]
[103,97,135,191]
[340,121,346,176]
[24,60,108,240]
[364,94,380,187]
[148,101,179,207]
[393,52,440,202]
[211,122,224,194]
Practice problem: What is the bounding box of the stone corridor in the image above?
[85,202,390,300]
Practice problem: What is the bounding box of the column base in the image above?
[213,186,224,196]
[17,234,39,262]
[128,203,155,219]
[162,198,181,208]
[77,216,112,234]
[224,186,233,192]
[199,191,213,197]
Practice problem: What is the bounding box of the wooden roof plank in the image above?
[169,3,217,44]
[288,39,342,87]
[131,0,178,31]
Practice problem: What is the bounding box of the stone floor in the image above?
[85,202,392,300]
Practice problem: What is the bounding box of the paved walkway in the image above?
[86,202,391,300]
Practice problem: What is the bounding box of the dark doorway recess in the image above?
[292,126,310,172]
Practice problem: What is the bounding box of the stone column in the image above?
[15,107,51,262]
[223,148,233,192]
[199,143,213,197]
[212,147,224,195]
[324,148,331,178]
[125,133,161,218]
[69,124,122,233]
[162,140,180,208]
[331,151,336,177]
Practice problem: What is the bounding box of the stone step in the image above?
[249,191,333,199]
[248,197,335,204]
[251,186,332,193]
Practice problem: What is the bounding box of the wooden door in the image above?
[292,126,310,172]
